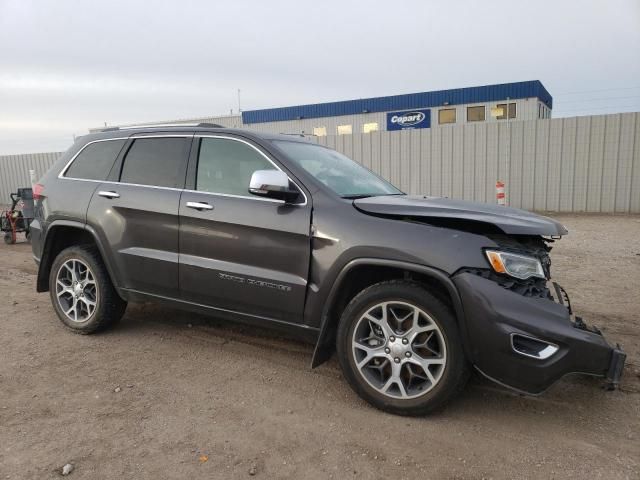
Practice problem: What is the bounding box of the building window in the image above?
[438,108,456,124]
[496,103,516,120]
[313,126,327,137]
[467,106,485,122]
[539,104,548,119]
[337,124,352,135]
[362,122,379,133]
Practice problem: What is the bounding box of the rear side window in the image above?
[196,137,276,196]
[65,140,125,180]
[119,138,189,188]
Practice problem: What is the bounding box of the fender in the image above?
[36,219,126,300]
[310,258,470,368]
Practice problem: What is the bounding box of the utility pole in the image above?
[237,89,242,113]
[505,97,510,206]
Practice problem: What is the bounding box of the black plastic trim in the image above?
[310,258,467,368]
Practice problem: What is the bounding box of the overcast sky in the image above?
[1,0,639,154]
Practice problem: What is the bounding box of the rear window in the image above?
[65,140,125,180]
[119,138,189,188]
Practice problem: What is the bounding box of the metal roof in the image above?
[242,80,552,124]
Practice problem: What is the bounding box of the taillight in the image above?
[33,183,45,200]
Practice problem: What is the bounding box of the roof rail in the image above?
[100,122,226,132]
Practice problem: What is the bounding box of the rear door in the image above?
[179,134,311,323]
[86,134,192,298]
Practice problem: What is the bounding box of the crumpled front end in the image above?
[453,270,625,394]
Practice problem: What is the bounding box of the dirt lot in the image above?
[1,214,639,479]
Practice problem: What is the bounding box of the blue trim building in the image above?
[242,80,552,125]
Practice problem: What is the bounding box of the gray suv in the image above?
[30,124,625,415]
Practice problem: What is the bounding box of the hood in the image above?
[353,195,568,236]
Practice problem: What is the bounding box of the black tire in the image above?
[49,245,126,334]
[336,280,469,416]
[25,230,31,243]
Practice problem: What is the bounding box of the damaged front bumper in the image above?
[453,272,626,394]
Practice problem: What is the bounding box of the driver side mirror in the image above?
[249,170,299,203]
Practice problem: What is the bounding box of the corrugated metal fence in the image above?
[315,112,640,213]
[1,112,639,212]
[0,152,62,203]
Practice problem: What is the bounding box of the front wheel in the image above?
[337,280,469,416]
[49,245,127,334]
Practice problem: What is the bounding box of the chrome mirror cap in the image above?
[249,170,290,196]
[248,170,300,203]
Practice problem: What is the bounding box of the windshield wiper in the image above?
[341,193,405,200]
[341,194,376,199]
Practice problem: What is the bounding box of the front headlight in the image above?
[485,250,545,280]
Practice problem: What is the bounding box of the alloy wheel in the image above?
[55,259,98,322]
[351,301,447,399]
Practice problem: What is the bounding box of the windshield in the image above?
[273,140,403,198]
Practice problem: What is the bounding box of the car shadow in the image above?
[108,301,636,424]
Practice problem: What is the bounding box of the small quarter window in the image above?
[438,109,456,124]
[337,124,352,135]
[467,106,485,122]
[65,140,126,180]
[196,137,277,197]
[119,137,189,188]
[313,126,327,137]
[362,122,379,133]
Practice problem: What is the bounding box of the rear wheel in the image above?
[49,245,126,334]
[337,280,469,416]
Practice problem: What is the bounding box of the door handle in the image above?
[186,201,213,211]
[98,191,120,199]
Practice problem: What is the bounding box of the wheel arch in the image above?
[310,258,469,368]
[36,220,124,300]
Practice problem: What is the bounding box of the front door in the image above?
[179,135,311,323]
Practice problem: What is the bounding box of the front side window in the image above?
[119,137,189,188]
[467,106,485,122]
[438,109,456,124]
[196,137,276,196]
[273,140,402,198]
[65,139,126,180]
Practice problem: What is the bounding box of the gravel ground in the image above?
[1,214,639,479]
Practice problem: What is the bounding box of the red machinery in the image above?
[1,188,34,244]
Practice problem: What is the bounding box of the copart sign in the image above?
[386,109,431,131]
